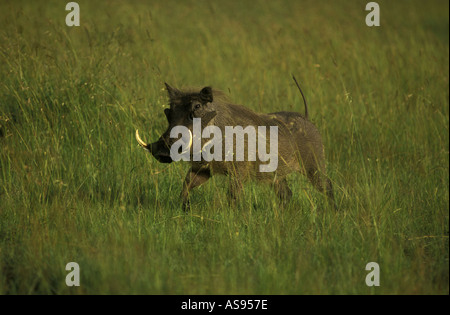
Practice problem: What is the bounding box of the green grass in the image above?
[0,0,448,294]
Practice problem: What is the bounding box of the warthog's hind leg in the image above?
[306,168,337,210]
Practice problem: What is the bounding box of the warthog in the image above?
[136,80,336,210]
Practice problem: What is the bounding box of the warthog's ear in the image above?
[201,110,217,128]
[165,83,181,100]
[200,87,213,103]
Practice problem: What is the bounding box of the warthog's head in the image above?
[135,83,217,163]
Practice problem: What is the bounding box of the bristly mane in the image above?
[174,87,232,104]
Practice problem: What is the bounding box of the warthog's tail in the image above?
[292,75,308,120]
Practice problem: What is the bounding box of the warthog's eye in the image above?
[194,104,201,110]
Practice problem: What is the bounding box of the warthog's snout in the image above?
[136,129,193,164]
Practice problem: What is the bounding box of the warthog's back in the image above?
[200,103,325,180]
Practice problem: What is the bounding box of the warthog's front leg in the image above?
[181,167,211,211]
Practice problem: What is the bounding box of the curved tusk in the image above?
[187,129,193,149]
[180,129,193,155]
[135,129,148,148]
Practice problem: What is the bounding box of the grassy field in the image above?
[0,0,448,295]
